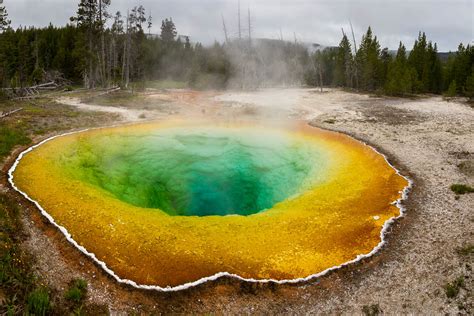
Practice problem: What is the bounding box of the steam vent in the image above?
[11,121,408,288]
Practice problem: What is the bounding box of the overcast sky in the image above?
[4,0,473,51]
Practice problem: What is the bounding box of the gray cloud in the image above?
[5,0,473,51]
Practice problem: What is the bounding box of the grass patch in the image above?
[146,79,188,90]
[444,276,465,299]
[27,287,51,315]
[85,92,146,107]
[0,126,31,160]
[65,279,88,303]
[362,304,382,316]
[2,97,119,140]
[0,193,99,315]
[450,184,474,195]
[84,90,170,111]
[456,244,474,256]
[0,193,38,315]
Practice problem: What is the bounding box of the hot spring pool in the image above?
[67,127,328,217]
[10,121,409,289]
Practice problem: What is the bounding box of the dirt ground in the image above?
[2,88,473,314]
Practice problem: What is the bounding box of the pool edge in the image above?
[7,122,413,292]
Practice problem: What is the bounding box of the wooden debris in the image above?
[1,70,73,100]
[0,108,23,119]
[95,86,121,97]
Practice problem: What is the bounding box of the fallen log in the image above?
[96,86,121,97]
[36,86,58,91]
[30,81,57,89]
[0,108,23,119]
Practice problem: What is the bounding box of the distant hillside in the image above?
[437,52,453,61]
[253,38,333,53]
[387,50,453,61]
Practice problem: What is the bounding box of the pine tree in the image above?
[409,33,425,83]
[407,32,442,94]
[356,27,382,91]
[110,11,123,83]
[0,0,11,87]
[385,42,415,95]
[112,11,124,34]
[421,42,433,92]
[0,0,10,32]
[17,32,33,87]
[333,34,352,87]
[127,6,148,82]
[184,36,191,50]
[98,0,111,87]
[161,18,177,42]
[70,0,112,87]
[429,43,443,93]
[147,13,152,35]
[71,0,100,88]
[130,6,146,33]
[453,44,472,94]
[379,47,392,88]
[71,1,99,34]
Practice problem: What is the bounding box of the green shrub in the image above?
[450,184,474,195]
[65,279,88,303]
[444,277,464,299]
[465,73,474,101]
[71,305,85,316]
[445,80,457,98]
[0,89,9,100]
[0,193,37,316]
[147,79,188,90]
[27,288,51,316]
[456,244,474,256]
[362,304,381,316]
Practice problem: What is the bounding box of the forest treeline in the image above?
[305,27,474,98]
[0,0,473,99]
[0,0,237,90]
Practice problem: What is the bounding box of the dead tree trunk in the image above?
[99,0,107,87]
[122,11,131,89]
[238,0,242,40]
[121,35,127,87]
[319,63,323,92]
[222,14,229,44]
[88,35,95,89]
[349,20,359,89]
[248,8,252,47]
[0,108,23,118]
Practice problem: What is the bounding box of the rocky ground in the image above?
[1,88,472,314]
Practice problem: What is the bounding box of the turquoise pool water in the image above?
[59,127,328,216]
